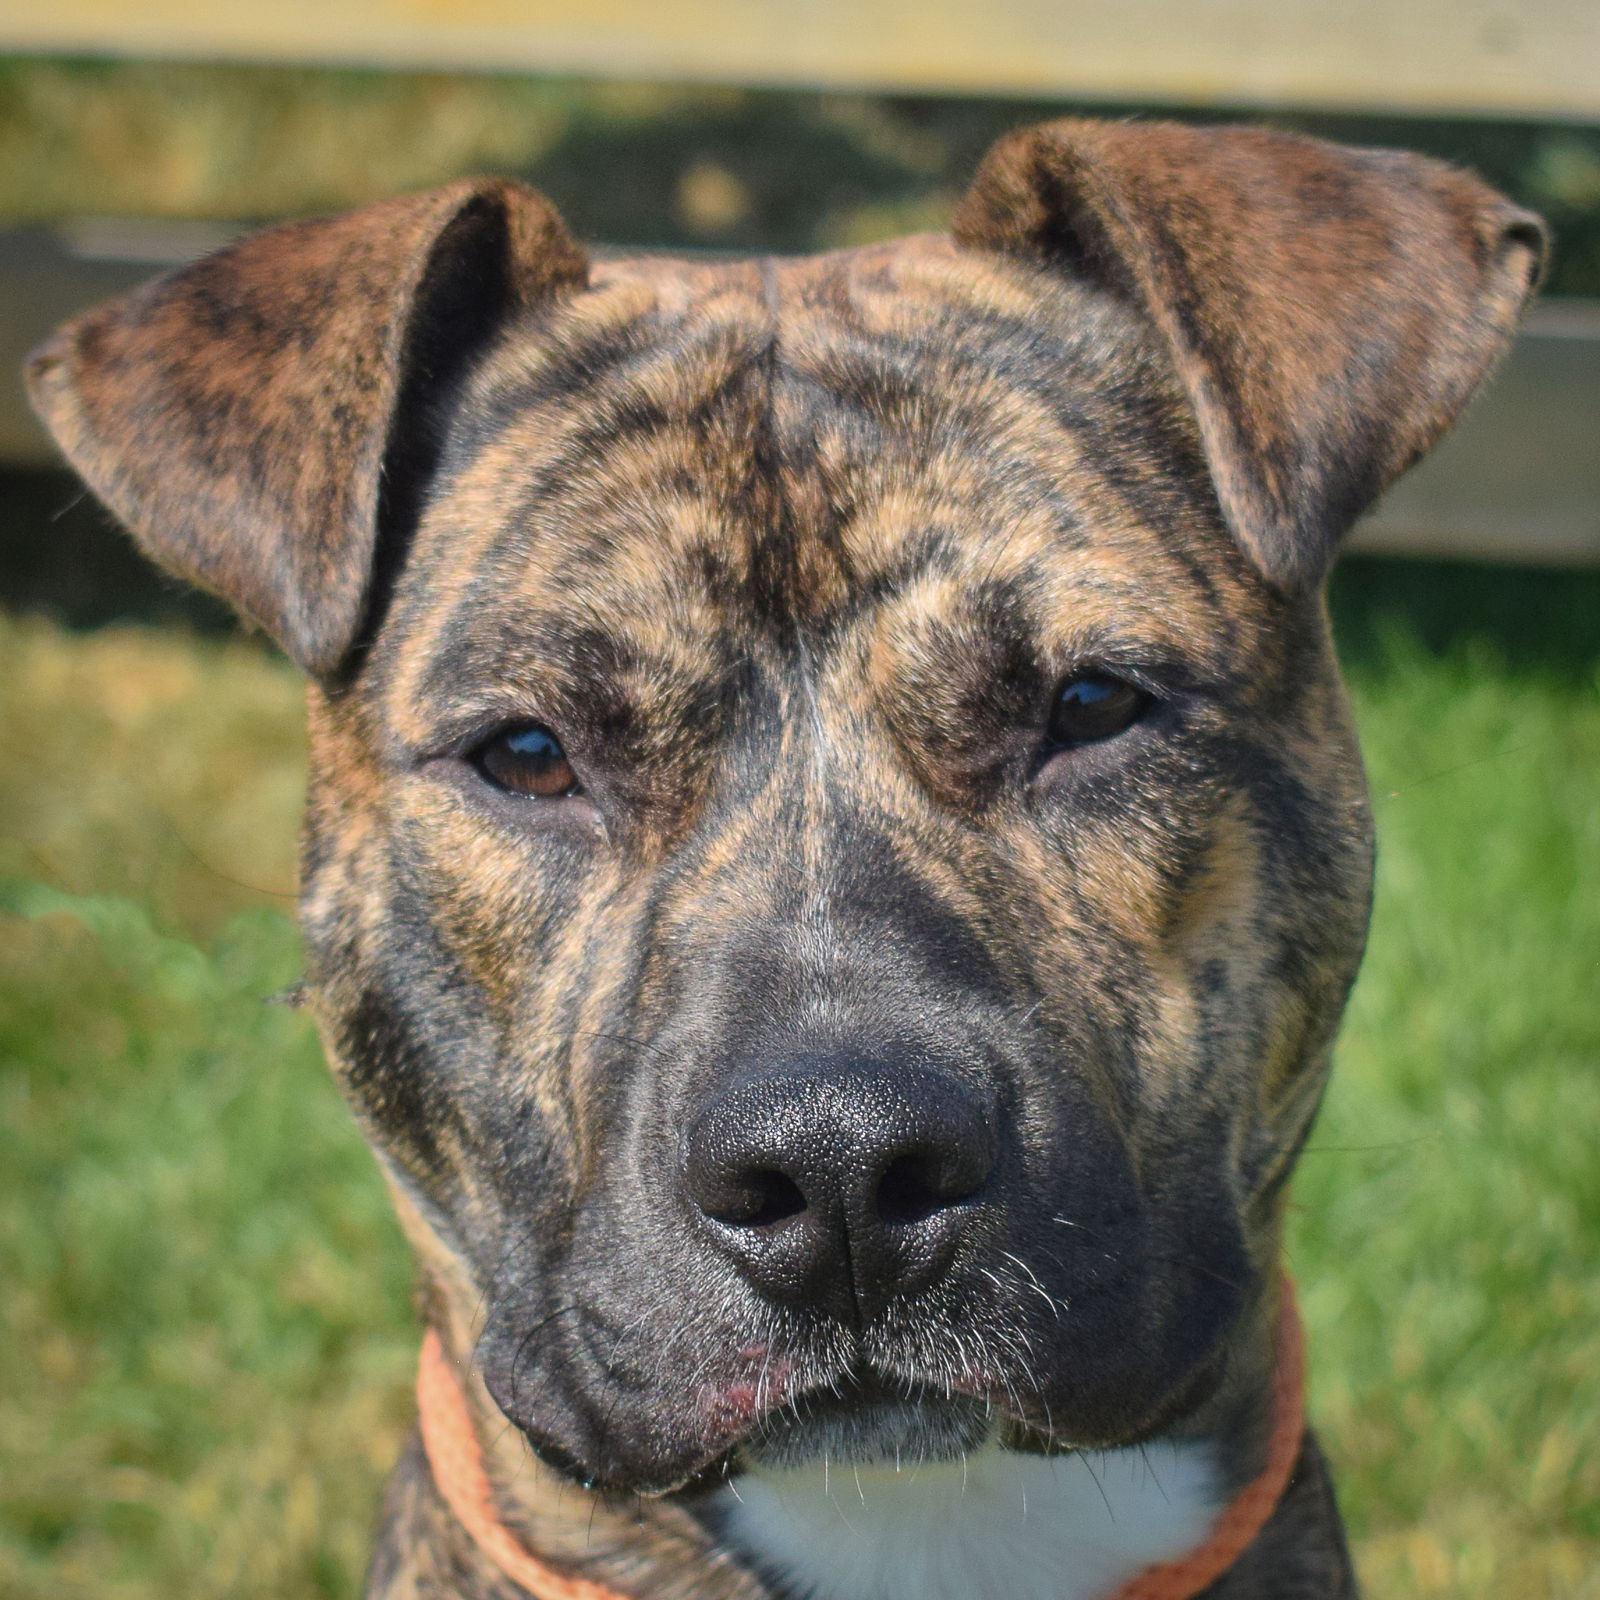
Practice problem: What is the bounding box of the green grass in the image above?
[1296,582,1600,1595]
[1,567,1597,1597]
[0,622,415,1599]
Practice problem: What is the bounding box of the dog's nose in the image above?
[682,1058,998,1323]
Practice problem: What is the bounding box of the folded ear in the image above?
[26,180,588,677]
[952,119,1546,588]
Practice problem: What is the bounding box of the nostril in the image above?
[875,1151,983,1226]
[707,1168,808,1228]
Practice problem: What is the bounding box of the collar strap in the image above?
[417,1283,1305,1600]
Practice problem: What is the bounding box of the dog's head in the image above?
[29,120,1542,1496]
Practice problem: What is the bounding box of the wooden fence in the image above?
[2,0,1598,119]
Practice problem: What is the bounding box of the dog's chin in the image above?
[740,1378,994,1471]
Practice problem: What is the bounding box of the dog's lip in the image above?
[690,1335,1223,1467]
[493,1335,1230,1494]
[732,1369,996,1470]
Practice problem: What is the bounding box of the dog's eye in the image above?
[1047,674,1152,747]
[473,724,580,798]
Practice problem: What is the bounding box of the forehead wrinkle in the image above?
[482,335,770,516]
[411,578,731,732]
[1030,552,1243,672]
[801,238,1228,529]
[777,297,1201,595]
[386,352,774,745]
[787,328,1244,667]
[376,373,662,741]
[467,320,775,580]
[488,331,770,503]
[873,548,1236,686]
[462,433,754,650]
[824,424,1085,604]
[897,356,1182,537]
[447,266,772,537]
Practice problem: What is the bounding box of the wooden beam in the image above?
[2,0,1598,121]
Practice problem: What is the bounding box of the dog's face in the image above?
[28,120,1543,1499]
[304,242,1374,1493]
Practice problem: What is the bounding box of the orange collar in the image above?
[417,1285,1305,1600]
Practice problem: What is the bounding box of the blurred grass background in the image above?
[1,51,1598,1600]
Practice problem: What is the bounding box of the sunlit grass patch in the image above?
[0,616,304,936]
[0,888,414,1599]
[1293,621,1600,1596]
[0,619,413,1598]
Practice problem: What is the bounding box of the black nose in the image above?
[682,1057,998,1323]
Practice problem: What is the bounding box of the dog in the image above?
[27,116,1543,1600]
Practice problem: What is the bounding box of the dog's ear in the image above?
[952,119,1546,588]
[26,180,588,678]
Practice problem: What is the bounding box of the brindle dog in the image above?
[28,119,1543,1600]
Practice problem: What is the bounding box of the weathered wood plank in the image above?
[2,0,1598,121]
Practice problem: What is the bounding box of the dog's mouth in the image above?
[485,1299,1237,1496]
[738,1371,994,1471]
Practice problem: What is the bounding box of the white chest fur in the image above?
[714,1440,1223,1600]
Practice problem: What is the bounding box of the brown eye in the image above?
[474,724,579,798]
[1047,674,1152,747]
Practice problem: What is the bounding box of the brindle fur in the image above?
[27,118,1543,1600]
